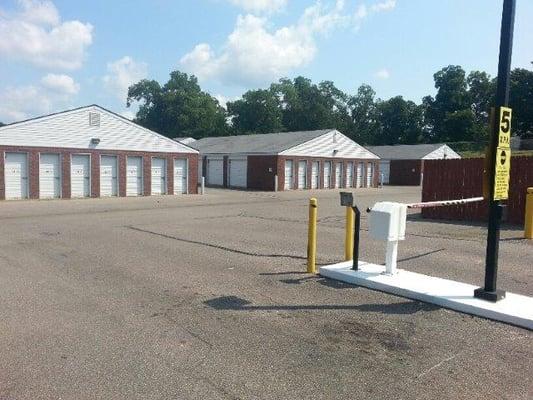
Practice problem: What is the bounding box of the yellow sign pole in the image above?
[525,187,533,240]
[344,206,354,260]
[307,198,318,274]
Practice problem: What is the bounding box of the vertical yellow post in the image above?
[307,198,318,274]
[344,206,354,260]
[525,187,533,239]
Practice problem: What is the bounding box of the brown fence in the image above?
[421,156,533,225]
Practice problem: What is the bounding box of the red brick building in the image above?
[0,105,198,200]
[192,129,380,191]
[367,144,461,186]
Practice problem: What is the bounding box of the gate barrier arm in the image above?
[367,196,485,213]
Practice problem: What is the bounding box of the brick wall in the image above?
[247,155,278,191]
[166,156,174,195]
[187,154,198,194]
[118,154,127,197]
[199,154,379,192]
[374,160,380,188]
[275,156,379,191]
[28,151,39,199]
[0,145,198,200]
[59,153,72,199]
[91,153,101,197]
[142,155,151,196]
[389,159,423,186]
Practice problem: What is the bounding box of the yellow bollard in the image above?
[344,206,354,260]
[307,198,318,274]
[525,187,533,239]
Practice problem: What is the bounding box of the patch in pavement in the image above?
[322,320,413,353]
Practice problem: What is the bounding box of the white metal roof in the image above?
[280,130,379,159]
[193,129,378,159]
[0,105,198,154]
[367,144,460,160]
[422,144,461,160]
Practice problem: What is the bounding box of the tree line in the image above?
[126,65,533,145]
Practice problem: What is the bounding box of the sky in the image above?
[0,0,532,123]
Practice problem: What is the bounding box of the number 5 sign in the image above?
[493,106,512,200]
[498,107,512,148]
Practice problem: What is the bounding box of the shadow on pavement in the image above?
[204,295,440,315]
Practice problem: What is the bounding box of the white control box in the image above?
[369,202,407,241]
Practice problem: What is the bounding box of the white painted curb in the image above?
[320,261,533,330]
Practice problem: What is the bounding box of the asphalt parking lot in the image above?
[0,186,531,400]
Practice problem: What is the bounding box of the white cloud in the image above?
[371,0,396,12]
[19,0,60,25]
[181,1,353,86]
[0,0,93,70]
[181,0,396,87]
[102,56,148,102]
[41,73,80,95]
[0,73,80,122]
[0,85,44,122]
[214,94,230,109]
[354,4,367,20]
[214,93,240,109]
[300,0,350,34]
[228,0,287,14]
[374,68,390,79]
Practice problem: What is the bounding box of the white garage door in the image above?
[229,158,247,188]
[151,158,167,195]
[311,161,319,189]
[366,163,374,187]
[127,156,143,196]
[40,153,61,199]
[207,158,223,186]
[297,160,307,189]
[71,154,90,198]
[100,155,118,197]
[4,152,28,200]
[174,158,188,195]
[346,162,353,188]
[356,162,364,188]
[380,160,390,184]
[323,161,332,189]
[335,162,343,189]
[284,160,293,190]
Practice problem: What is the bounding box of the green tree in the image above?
[125,65,532,144]
[509,67,533,137]
[423,65,482,142]
[348,84,379,144]
[270,77,336,131]
[467,70,494,139]
[318,80,353,135]
[374,96,424,145]
[227,78,352,136]
[127,71,228,139]
[226,89,283,134]
[0,122,5,127]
